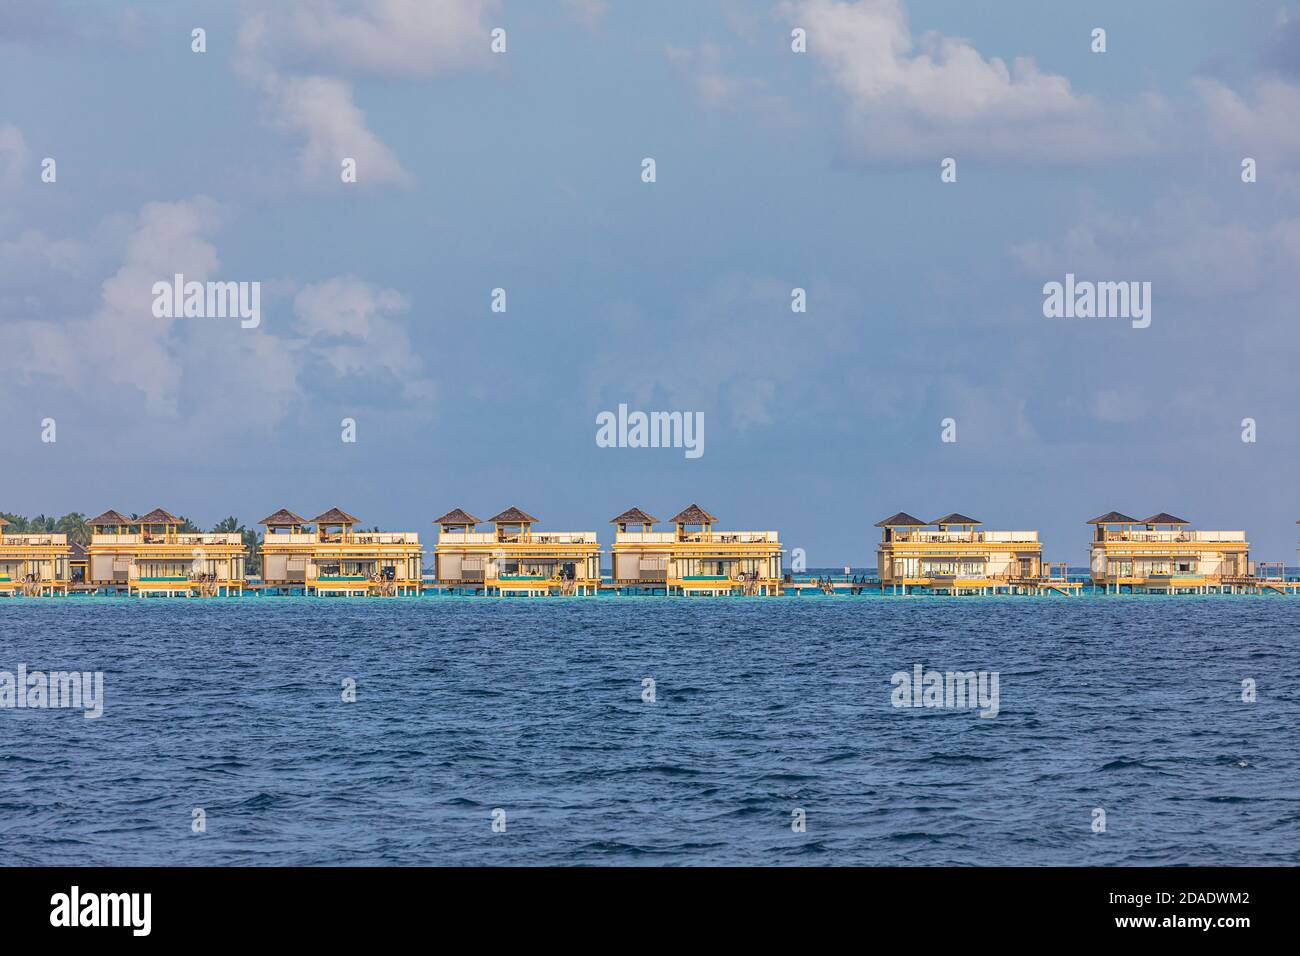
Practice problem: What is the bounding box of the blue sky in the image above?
[2,0,1299,563]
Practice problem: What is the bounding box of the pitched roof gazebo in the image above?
[932,513,982,530]
[670,504,717,536]
[611,507,658,533]
[433,508,480,533]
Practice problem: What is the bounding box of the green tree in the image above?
[56,512,92,546]
[242,527,262,575]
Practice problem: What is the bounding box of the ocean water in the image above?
[1,595,1297,866]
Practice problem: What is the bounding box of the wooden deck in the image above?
[30,574,1300,598]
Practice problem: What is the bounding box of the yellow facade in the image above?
[86,509,246,596]
[610,505,783,596]
[875,512,1073,595]
[1089,512,1250,593]
[258,508,422,596]
[433,507,601,595]
[0,519,72,596]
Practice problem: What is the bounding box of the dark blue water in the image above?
[2,595,1297,865]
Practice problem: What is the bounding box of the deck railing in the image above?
[616,531,778,544]
[262,532,419,545]
[0,533,69,546]
[890,531,1038,544]
[1100,530,1246,543]
[439,531,597,545]
[90,533,243,546]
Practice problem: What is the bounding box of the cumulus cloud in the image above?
[785,0,1162,162]
[1010,197,1300,302]
[269,73,411,186]
[236,0,497,187]
[246,0,496,78]
[1,198,224,412]
[294,276,434,400]
[1196,76,1300,164]
[0,197,432,435]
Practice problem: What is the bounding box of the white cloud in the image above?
[236,0,496,187]
[786,0,1161,162]
[270,73,411,186]
[1011,197,1300,301]
[294,276,434,400]
[0,198,433,436]
[249,0,496,79]
[1196,76,1300,162]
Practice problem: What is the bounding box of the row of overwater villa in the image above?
[1,506,1297,598]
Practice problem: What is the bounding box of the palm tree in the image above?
[241,527,262,575]
[56,512,92,546]
[208,516,260,575]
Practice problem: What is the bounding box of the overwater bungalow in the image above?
[875,512,1073,595]
[258,508,422,596]
[431,507,600,596]
[610,504,783,596]
[0,517,71,596]
[1088,512,1251,594]
[86,509,247,596]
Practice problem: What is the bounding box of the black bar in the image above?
[0,866,1272,940]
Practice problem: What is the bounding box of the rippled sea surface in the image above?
[2,595,1297,866]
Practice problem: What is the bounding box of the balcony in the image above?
[350,532,419,545]
[1101,530,1245,543]
[890,531,1038,544]
[0,533,69,546]
[617,531,778,544]
[439,531,596,545]
[263,532,419,545]
[90,533,243,546]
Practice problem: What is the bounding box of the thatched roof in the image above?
[0,516,7,527]
[671,504,717,525]
[139,508,180,525]
[490,506,538,524]
[1142,512,1188,525]
[932,513,981,526]
[874,512,927,528]
[311,507,359,525]
[1087,511,1138,524]
[260,508,307,527]
[69,542,87,559]
[611,507,658,525]
[88,509,132,526]
[433,508,480,526]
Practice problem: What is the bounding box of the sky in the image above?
[2,0,1299,565]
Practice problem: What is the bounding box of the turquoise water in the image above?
[1,595,1297,865]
